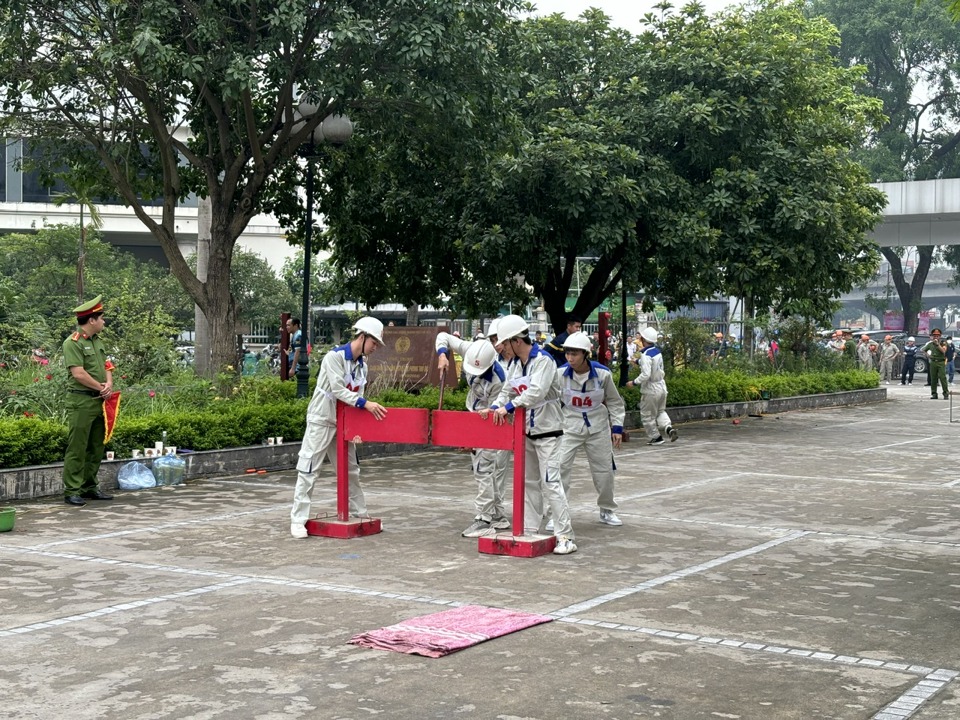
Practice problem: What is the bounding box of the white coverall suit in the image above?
[494,344,574,538]
[637,344,673,441]
[557,360,626,512]
[290,342,371,526]
[435,332,508,522]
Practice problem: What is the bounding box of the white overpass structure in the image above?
[0,200,293,270]
[0,137,295,270]
[871,179,960,247]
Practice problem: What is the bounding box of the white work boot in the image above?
[290,523,308,539]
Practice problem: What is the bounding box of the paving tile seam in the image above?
[551,530,812,617]
[872,673,957,719]
[554,615,960,680]
[0,578,251,637]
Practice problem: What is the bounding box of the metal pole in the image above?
[619,283,629,386]
[296,154,314,399]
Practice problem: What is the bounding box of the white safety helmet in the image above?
[496,314,529,342]
[352,316,385,345]
[562,331,593,354]
[641,327,659,344]
[462,340,498,376]
[487,318,500,339]
[907,336,915,343]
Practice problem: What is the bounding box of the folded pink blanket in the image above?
[349,604,553,658]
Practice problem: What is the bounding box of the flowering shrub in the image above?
[0,362,70,424]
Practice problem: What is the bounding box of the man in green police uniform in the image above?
[922,328,950,400]
[62,295,116,506]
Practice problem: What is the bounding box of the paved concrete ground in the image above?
[2,381,960,720]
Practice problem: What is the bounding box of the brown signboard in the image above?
[368,326,452,390]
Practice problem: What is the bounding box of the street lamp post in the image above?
[292,105,353,398]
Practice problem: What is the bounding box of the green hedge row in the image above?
[0,371,876,469]
[656,369,877,407]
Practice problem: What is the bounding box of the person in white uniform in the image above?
[481,315,577,555]
[290,317,388,538]
[436,331,510,537]
[627,327,678,446]
[556,331,626,526]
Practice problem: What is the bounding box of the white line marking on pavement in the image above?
[625,514,960,550]
[555,615,955,680]
[743,471,936,489]
[618,473,749,501]
[550,530,811,618]
[0,578,252,637]
[24,504,291,549]
[856,436,942,453]
[871,671,959,719]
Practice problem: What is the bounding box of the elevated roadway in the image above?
[871,178,960,247]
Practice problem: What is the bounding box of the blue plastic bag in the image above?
[117,461,157,490]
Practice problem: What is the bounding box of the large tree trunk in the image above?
[882,246,934,334]
[205,212,240,374]
[194,197,212,378]
[203,271,239,375]
[743,295,755,354]
[539,250,624,334]
[406,303,419,326]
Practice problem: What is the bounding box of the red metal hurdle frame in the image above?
[305,405,430,538]
[307,405,557,556]
[431,409,556,557]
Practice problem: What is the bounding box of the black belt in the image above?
[69,389,103,398]
[528,430,563,440]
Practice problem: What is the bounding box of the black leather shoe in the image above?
[64,495,86,506]
[82,490,113,501]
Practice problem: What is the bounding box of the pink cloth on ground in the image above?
[348,604,553,658]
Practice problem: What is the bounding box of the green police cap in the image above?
[73,295,104,320]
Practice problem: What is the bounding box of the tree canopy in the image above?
[317,5,886,332]
[0,0,527,372]
[0,226,184,379]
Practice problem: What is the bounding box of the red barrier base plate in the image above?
[477,533,557,557]
[306,517,382,538]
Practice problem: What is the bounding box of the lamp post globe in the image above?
[292,104,352,398]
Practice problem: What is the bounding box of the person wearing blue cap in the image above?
[62,295,116,506]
